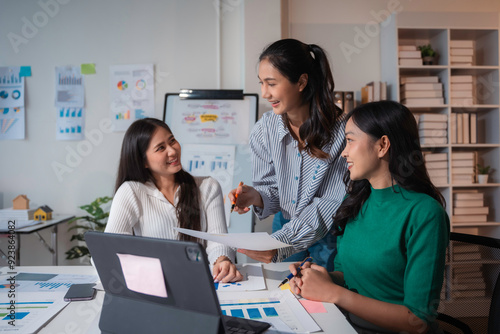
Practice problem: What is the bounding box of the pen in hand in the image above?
[230,181,243,213]
[278,257,313,288]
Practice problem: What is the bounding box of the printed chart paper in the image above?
[56,107,85,140]
[170,98,251,145]
[0,292,68,333]
[55,66,84,108]
[214,263,266,292]
[217,289,321,333]
[110,64,155,132]
[174,227,290,251]
[0,67,25,140]
[181,144,235,227]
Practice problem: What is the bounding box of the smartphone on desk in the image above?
[64,283,96,302]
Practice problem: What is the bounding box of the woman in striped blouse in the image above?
[230,39,347,269]
[105,118,243,283]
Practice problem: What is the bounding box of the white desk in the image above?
[0,214,74,266]
[3,264,356,333]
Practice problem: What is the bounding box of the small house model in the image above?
[12,194,30,210]
[34,206,53,221]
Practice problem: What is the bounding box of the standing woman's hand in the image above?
[228,182,264,214]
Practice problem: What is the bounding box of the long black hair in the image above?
[115,118,201,242]
[333,101,445,235]
[259,38,342,159]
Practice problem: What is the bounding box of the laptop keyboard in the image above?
[225,326,258,334]
[222,315,270,334]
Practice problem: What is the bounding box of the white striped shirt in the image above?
[250,111,347,261]
[105,176,234,265]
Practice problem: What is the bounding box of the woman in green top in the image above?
[288,100,449,334]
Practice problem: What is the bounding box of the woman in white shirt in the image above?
[105,118,243,283]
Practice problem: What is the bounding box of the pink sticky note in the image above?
[116,253,167,298]
[299,299,327,313]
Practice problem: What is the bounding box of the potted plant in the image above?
[475,164,492,184]
[418,44,437,65]
[66,196,112,262]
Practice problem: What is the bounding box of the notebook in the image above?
[85,231,271,334]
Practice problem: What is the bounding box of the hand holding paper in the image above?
[174,227,290,251]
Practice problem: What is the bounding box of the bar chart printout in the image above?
[217,290,321,333]
[182,144,235,227]
[0,67,25,140]
[55,66,84,108]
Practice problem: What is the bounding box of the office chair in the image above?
[437,232,500,334]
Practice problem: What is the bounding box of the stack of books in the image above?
[334,91,355,114]
[450,112,477,144]
[0,207,36,220]
[450,40,474,66]
[400,79,444,106]
[361,81,386,104]
[417,113,448,145]
[398,45,422,66]
[451,152,477,184]
[452,263,486,299]
[424,152,448,185]
[450,75,474,106]
[452,190,488,224]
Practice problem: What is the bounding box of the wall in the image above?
[0,0,281,265]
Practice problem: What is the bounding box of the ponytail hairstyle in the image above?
[115,118,201,242]
[333,101,446,235]
[259,39,342,159]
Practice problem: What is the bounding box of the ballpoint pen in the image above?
[278,257,313,288]
[230,181,243,213]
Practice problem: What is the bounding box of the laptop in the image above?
[85,231,271,334]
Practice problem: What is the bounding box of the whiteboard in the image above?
[163,93,258,236]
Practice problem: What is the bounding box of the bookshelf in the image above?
[381,13,500,317]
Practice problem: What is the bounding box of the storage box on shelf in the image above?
[381,14,500,317]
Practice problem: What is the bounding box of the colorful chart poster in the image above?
[0,67,25,109]
[170,98,251,145]
[181,144,235,227]
[0,106,25,140]
[0,67,25,140]
[109,64,155,132]
[56,107,85,140]
[54,66,84,108]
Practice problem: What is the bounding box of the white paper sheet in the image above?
[181,144,235,227]
[0,67,25,140]
[55,66,84,108]
[214,263,266,292]
[0,291,68,333]
[217,289,321,333]
[56,107,85,141]
[109,64,155,132]
[174,227,290,251]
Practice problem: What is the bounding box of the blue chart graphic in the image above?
[187,156,228,173]
[0,91,7,99]
[59,108,83,118]
[12,90,20,99]
[230,309,245,318]
[35,282,72,290]
[58,74,82,85]
[2,312,28,320]
[135,109,146,119]
[0,73,21,84]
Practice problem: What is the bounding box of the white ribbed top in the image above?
[105,176,234,264]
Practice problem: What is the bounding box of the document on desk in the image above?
[0,273,98,293]
[217,289,321,333]
[0,291,68,333]
[214,263,266,292]
[174,227,290,251]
